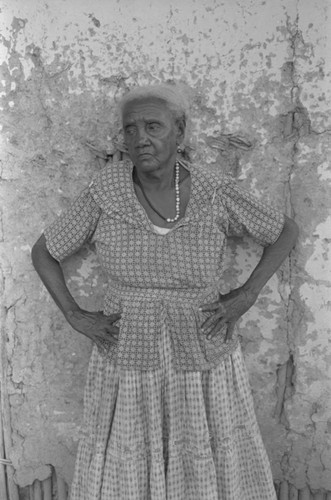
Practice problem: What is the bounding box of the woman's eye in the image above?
[147,123,161,132]
[125,126,136,136]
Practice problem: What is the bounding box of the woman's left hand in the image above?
[199,287,258,342]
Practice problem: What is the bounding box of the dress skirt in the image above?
[69,324,277,500]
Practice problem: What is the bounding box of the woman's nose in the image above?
[136,127,150,145]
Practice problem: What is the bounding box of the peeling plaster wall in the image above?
[0,0,330,493]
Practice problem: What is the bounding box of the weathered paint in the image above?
[0,0,330,492]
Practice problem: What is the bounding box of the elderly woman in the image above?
[32,84,298,500]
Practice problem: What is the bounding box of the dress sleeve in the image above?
[220,176,285,246]
[44,186,101,262]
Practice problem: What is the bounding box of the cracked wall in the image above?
[0,0,330,494]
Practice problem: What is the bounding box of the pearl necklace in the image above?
[134,161,181,223]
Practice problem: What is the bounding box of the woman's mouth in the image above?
[138,152,152,157]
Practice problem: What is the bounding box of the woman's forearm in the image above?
[32,235,121,344]
[31,234,80,316]
[242,215,299,297]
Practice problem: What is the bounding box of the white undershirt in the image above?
[152,224,172,235]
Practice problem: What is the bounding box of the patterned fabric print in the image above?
[219,177,284,246]
[44,160,285,370]
[70,323,277,500]
[44,187,101,262]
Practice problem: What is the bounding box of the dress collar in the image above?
[90,159,222,230]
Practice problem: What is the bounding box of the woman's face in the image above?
[122,98,185,174]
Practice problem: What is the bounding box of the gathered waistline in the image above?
[106,281,218,305]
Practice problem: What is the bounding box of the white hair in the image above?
[118,83,189,125]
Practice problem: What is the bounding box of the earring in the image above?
[177,145,184,154]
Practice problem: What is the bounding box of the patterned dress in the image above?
[44,160,284,500]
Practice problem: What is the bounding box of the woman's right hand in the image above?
[65,309,121,349]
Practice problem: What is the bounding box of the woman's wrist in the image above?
[64,305,82,319]
[240,282,261,303]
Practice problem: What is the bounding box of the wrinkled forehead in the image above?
[122,97,173,124]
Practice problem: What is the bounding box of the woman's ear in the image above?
[176,117,186,143]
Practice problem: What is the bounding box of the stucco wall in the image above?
[0,0,330,496]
